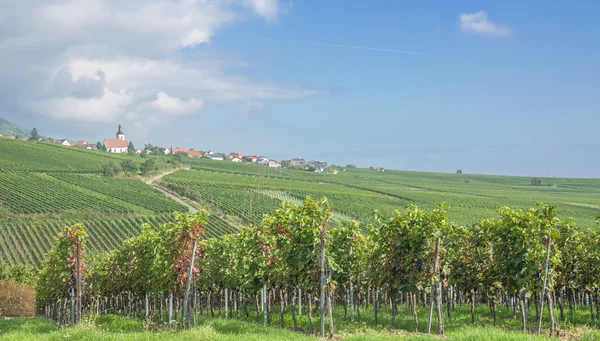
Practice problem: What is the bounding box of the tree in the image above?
[47,137,54,143]
[456,169,463,174]
[15,134,24,140]
[531,177,542,186]
[140,159,158,175]
[120,159,138,175]
[101,163,122,177]
[346,164,357,168]
[29,128,40,141]
[281,160,289,168]
[128,142,136,155]
[96,142,103,150]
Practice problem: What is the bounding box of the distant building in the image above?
[73,140,89,148]
[171,147,187,154]
[104,124,128,153]
[56,139,71,146]
[246,155,259,162]
[289,158,307,167]
[136,148,145,154]
[228,152,244,160]
[257,156,270,164]
[268,161,281,168]
[230,157,242,162]
[207,153,224,161]
[372,167,385,172]
[186,149,203,158]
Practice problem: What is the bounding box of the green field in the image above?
[1,137,599,266]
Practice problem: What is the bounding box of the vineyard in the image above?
[50,173,187,213]
[163,164,600,228]
[0,138,135,173]
[0,213,237,266]
[33,198,600,340]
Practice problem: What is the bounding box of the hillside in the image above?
[0,139,239,266]
[1,138,600,266]
[0,117,30,137]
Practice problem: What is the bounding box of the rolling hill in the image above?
[1,136,599,267]
[0,117,30,138]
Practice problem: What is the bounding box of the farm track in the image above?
[145,168,198,213]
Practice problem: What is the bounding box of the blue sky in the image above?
[1,1,599,177]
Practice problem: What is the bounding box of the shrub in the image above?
[0,280,36,317]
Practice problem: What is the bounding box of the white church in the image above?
[104,124,129,153]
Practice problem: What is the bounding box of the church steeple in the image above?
[116,124,125,140]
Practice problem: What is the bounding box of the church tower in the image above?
[116,124,125,140]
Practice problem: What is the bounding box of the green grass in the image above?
[2,307,600,341]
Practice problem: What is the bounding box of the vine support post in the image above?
[76,239,82,324]
[537,236,552,335]
[262,285,267,326]
[168,291,173,329]
[70,288,75,326]
[225,288,229,318]
[320,224,326,338]
[183,239,198,327]
[427,237,441,334]
[298,288,302,316]
[350,246,355,322]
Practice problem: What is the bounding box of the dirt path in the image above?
[144,169,179,185]
[144,168,197,212]
[153,186,198,213]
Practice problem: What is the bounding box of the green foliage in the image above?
[531,177,543,186]
[128,142,136,155]
[120,159,138,174]
[36,224,87,305]
[0,263,37,287]
[28,128,40,141]
[346,164,357,168]
[140,159,158,175]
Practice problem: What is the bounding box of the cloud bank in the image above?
[0,0,320,135]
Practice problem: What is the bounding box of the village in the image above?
[1,124,335,173]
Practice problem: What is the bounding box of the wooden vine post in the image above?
[76,239,82,324]
[427,237,440,334]
[320,223,326,338]
[537,236,552,335]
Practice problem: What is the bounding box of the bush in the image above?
[0,280,36,317]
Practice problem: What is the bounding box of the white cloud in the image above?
[31,88,133,122]
[138,92,204,116]
[244,0,280,21]
[459,11,511,37]
[0,0,320,137]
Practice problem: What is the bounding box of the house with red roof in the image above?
[228,152,243,160]
[186,149,203,158]
[73,140,89,148]
[171,147,187,154]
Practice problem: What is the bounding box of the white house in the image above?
[56,139,71,146]
[104,124,128,153]
[257,156,270,164]
[231,158,242,162]
[268,161,281,168]
[208,153,224,161]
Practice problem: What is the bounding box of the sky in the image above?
[1,0,599,177]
